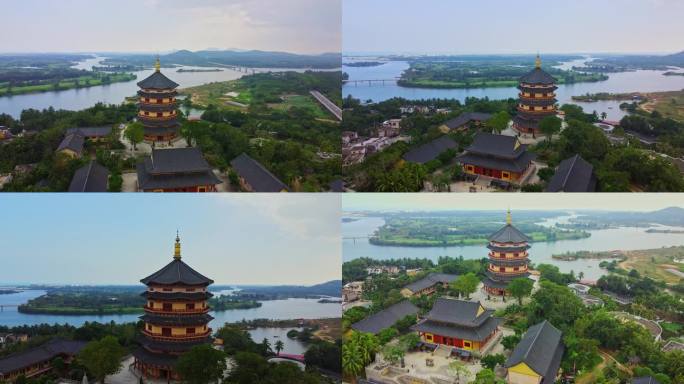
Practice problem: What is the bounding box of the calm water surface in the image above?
[342,58,684,121]
[0,56,336,118]
[0,290,339,354]
[342,216,684,280]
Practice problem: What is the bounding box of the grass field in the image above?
[269,94,327,118]
[640,90,684,122]
[617,245,684,284]
[180,80,252,109]
[0,73,136,96]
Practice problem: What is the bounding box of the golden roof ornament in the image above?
[155,57,161,72]
[174,231,181,260]
[535,54,542,69]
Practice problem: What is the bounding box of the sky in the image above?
[0,194,340,286]
[343,0,684,55]
[0,0,340,54]
[343,193,684,212]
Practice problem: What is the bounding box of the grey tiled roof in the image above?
[351,300,419,335]
[412,316,501,342]
[519,68,557,85]
[632,377,662,384]
[66,126,112,138]
[546,154,597,192]
[137,148,222,190]
[231,153,289,192]
[403,136,458,164]
[140,258,214,286]
[505,320,564,384]
[488,224,531,243]
[422,298,493,327]
[137,70,179,90]
[404,273,458,293]
[0,339,87,374]
[443,112,493,130]
[56,132,85,155]
[464,133,528,159]
[457,151,536,173]
[68,161,109,192]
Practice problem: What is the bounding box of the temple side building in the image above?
[411,298,500,352]
[351,300,419,335]
[457,133,535,183]
[400,273,458,297]
[133,234,214,380]
[0,340,86,381]
[505,320,564,384]
[137,59,180,142]
[136,148,222,192]
[512,55,558,135]
[483,210,532,296]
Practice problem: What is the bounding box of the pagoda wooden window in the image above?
[514,267,519,271]
[147,324,152,331]
[163,288,172,291]
[499,267,505,272]
[162,328,171,336]
[163,303,172,311]
[513,253,519,257]
[186,288,195,292]
[186,328,196,335]
[186,303,195,310]
[157,112,163,117]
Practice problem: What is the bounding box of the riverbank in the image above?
[0,72,136,97]
[225,317,342,342]
[552,250,627,261]
[18,305,142,315]
[617,246,684,284]
[369,229,590,247]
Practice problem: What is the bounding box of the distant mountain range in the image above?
[578,206,684,226]
[594,50,684,69]
[103,49,341,69]
[237,280,341,298]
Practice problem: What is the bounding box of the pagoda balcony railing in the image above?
[488,252,529,259]
[490,241,528,247]
[519,83,556,89]
[487,268,529,275]
[139,100,177,106]
[519,93,556,99]
[138,114,178,121]
[144,306,210,314]
[517,106,556,114]
[142,329,212,342]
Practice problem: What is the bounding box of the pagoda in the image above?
[512,55,558,135]
[133,233,214,380]
[137,58,180,142]
[483,210,532,296]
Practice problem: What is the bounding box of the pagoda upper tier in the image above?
[483,210,533,296]
[137,59,180,142]
[512,55,559,135]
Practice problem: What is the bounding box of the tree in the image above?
[486,111,511,134]
[600,112,608,121]
[381,344,405,366]
[501,334,521,351]
[473,368,504,384]
[481,353,506,370]
[452,272,480,300]
[274,340,284,355]
[539,116,562,142]
[342,340,365,384]
[175,344,227,384]
[124,122,144,150]
[447,360,471,383]
[508,277,534,305]
[78,336,125,384]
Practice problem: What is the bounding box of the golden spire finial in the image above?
[155,56,161,72]
[174,230,181,260]
[535,54,541,69]
[506,208,512,225]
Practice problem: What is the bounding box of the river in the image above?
[0,289,339,355]
[342,57,684,121]
[0,55,336,118]
[342,215,684,280]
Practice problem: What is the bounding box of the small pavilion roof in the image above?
[546,154,597,192]
[402,136,457,164]
[230,153,289,192]
[403,273,458,293]
[505,320,564,384]
[351,300,419,335]
[56,131,85,155]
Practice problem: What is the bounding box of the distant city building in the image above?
[137,148,222,192]
[405,268,423,276]
[402,135,457,164]
[366,265,400,275]
[411,298,501,352]
[0,127,12,140]
[505,320,564,384]
[343,281,364,302]
[137,59,180,142]
[401,273,458,297]
[68,161,110,192]
[342,131,359,145]
[56,131,85,158]
[351,300,419,335]
[134,234,214,380]
[0,339,86,381]
[546,154,597,192]
[457,133,536,184]
[483,210,533,296]
[230,153,289,192]
[512,55,559,135]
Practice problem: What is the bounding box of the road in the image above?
[310,90,342,121]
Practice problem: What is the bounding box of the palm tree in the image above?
[274,340,284,356]
[600,112,608,121]
[342,341,364,384]
[578,271,585,281]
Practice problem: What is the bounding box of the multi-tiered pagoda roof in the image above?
[133,234,214,381]
[137,59,180,142]
[483,210,533,295]
[513,55,559,135]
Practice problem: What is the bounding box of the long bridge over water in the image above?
[342,78,400,86]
